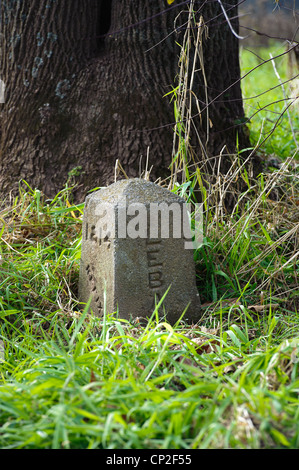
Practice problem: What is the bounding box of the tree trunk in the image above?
[0,0,253,201]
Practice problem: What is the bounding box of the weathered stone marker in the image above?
[79,178,201,324]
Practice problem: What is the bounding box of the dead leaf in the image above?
[200,326,219,336]
[189,336,220,355]
[223,364,237,374]
[248,303,279,313]
[90,370,97,383]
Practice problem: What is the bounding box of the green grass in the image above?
[0,41,298,449]
[0,294,299,448]
[240,42,299,160]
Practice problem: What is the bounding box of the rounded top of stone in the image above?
[86,179,185,204]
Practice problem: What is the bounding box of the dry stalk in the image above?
[171,0,208,187]
[214,151,298,255]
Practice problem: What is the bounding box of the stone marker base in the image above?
[79,179,201,324]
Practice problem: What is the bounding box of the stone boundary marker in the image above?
[79,178,201,324]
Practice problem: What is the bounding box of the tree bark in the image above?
[0,0,253,201]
